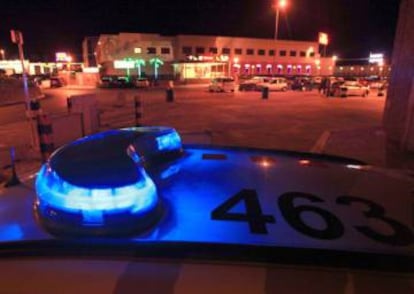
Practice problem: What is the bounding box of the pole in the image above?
[274,8,280,40]
[18,41,40,151]
[18,43,30,110]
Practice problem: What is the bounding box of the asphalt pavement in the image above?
[1,85,402,186]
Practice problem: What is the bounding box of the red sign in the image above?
[10,30,24,45]
[319,32,329,45]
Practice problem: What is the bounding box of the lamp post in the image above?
[274,0,288,40]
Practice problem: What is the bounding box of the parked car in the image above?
[208,77,235,92]
[256,77,288,91]
[98,76,116,88]
[238,76,270,91]
[335,81,370,97]
[327,81,345,96]
[99,76,135,88]
[291,77,313,91]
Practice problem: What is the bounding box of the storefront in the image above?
[173,55,230,80]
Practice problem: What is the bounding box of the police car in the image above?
[0,127,413,293]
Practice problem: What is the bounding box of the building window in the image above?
[147,47,157,54]
[258,49,265,56]
[209,47,218,54]
[309,52,315,57]
[269,50,275,56]
[182,46,192,54]
[290,51,297,57]
[280,50,287,57]
[222,48,231,54]
[196,47,205,54]
[246,49,254,55]
[235,48,242,55]
[161,47,170,54]
[134,47,142,54]
[300,51,306,57]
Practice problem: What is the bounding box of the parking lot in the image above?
[0,85,387,181]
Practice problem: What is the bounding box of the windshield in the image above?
[0,0,413,289]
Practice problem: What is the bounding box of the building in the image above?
[82,37,100,68]
[84,32,335,80]
[334,60,391,78]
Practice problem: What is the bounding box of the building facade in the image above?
[85,32,335,80]
[334,63,391,78]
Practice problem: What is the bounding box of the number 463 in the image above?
[211,189,414,246]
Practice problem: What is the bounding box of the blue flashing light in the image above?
[35,164,158,222]
[156,131,181,152]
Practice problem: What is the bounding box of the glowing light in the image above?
[332,55,338,62]
[156,131,182,152]
[266,64,272,69]
[35,164,158,223]
[299,160,311,166]
[346,164,363,170]
[319,32,329,46]
[83,67,99,73]
[134,47,142,54]
[0,224,23,241]
[114,60,135,69]
[277,0,288,9]
[233,57,239,63]
[369,53,384,65]
[56,52,72,62]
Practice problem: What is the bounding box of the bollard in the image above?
[134,95,143,127]
[28,99,42,151]
[67,96,72,112]
[37,114,55,163]
[4,147,21,187]
[29,99,42,116]
[261,87,269,99]
[166,88,174,102]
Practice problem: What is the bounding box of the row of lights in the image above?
[338,66,390,72]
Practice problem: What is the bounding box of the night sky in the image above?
[0,0,401,62]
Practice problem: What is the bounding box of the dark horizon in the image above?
[0,0,401,62]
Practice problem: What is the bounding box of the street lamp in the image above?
[274,0,288,40]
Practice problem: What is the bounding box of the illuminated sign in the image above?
[56,52,72,62]
[114,60,135,69]
[187,55,229,62]
[369,53,384,65]
[83,67,99,73]
[319,32,329,45]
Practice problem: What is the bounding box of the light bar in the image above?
[156,131,182,152]
[35,164,158,223]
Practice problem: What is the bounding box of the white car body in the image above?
[339,81,370,97]
[208,77,235,92]
[257,78,288,91]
